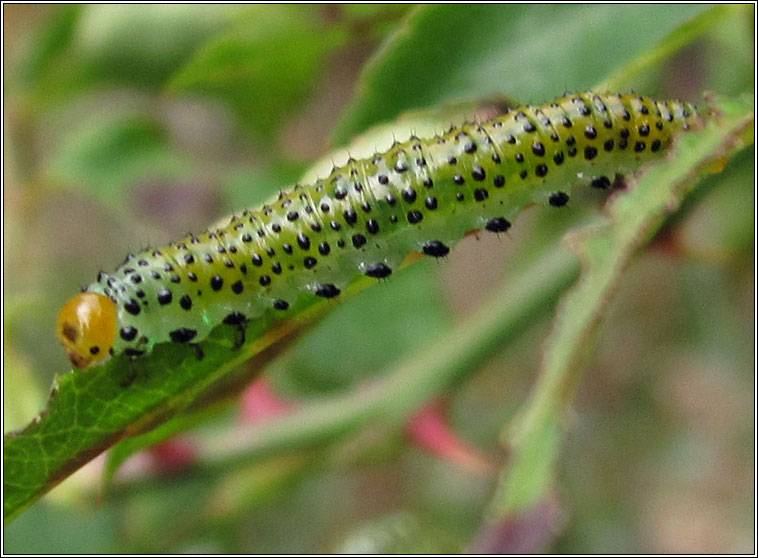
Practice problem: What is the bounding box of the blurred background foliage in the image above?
[3,4,754,553]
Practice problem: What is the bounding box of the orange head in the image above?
[56,292,118,369]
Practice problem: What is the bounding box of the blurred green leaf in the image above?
[597,5,745,92]
[333,4,710,144]
[489,94,754,518]
[47,113,191,199]
[168,5,349,139]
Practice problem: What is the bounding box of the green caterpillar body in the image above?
[65,92,700,365]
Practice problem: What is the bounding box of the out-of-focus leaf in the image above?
[168,6,349,139]
[46,113,192,199]
[333,4,710,144]
[489,95,754,518]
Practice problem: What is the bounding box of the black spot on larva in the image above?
[344,209,357,225]
[634,141,646,152]
[320,203,330,213]
[656,121,664,130]
[282,243,293,255]
[223,312,246,325]
[402,187,417,203]
[352,234,366,248]
[272,262,282,274]
[523,121,536,132]
[474,188,489,201]
[304,256,317,269]
[622,109,631,121]
[361,202,371,213]
[591,176,611,189]
[184,253,195,264]
[464,141,477,154]
[407,210,423,224]
[486,217,511,233]
[472,166,486,181]
[493,175,505,188]
[454,174,465,185]
[535,164,548,177]
[136,289,145,299]
[639,105,649,115]
[584,146,598,160]
[515,153,524,163]
[180,295,192,310]
[242,233,252,243]
[297,232,311,250]
[124,299,140,316]
[603,119,613,129]
[492,153,501,163]
[378,175,389,185]
[286,211,299,222]
[448,156,457,165]
[124,348,145,357]
[318,241,330,255]
[566,136,576,146]
[315,284,340,298]
[604,139,614,151]
[120,326,138,341]
[506,134,516,143]
[395,161,408,173]
[639,124,650,137]
[259,275,271,286]
[386,193,397,206]
[553,152,565,165]
[366,219,379,234]
[619,139,628,149]
[354,184,363,193]
[274,299,289,310]
[330,220,341,231]
[130,274,142,284]
[423,240,450,258]
[335,186,347,199]
[620,128,630,139]
[584,125,597,139]
[240,264,247,274]
[416,157,426,166]
[423,177,434,188]
[252,254,263,266]
[188,272,198,282]
[337,239,346,247]
[579,106,591,116]
[651,139,661,152]
[170,328,197,344]
[532,142,545,156]
[519,169,528,179]
[271,223,282,234]
[157,289,172,305]
[211,275,223,291]
[365,263,392,278]
[151,271,161,280]
[425,196,438,210]
[89,346,100,355]
[562,116,573,128]
[549,192,569,207]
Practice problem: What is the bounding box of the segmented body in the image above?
[82,92,699,359]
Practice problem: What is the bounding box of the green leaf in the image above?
[168,5,348,139]
[333,4,710,144]
[47,113,191,199]
[488,94,754,518]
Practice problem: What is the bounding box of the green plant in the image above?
[3,5,753,553]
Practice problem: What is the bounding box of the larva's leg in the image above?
[223,312,248,350]
[119,358,139,388]
[190,343,205,361]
